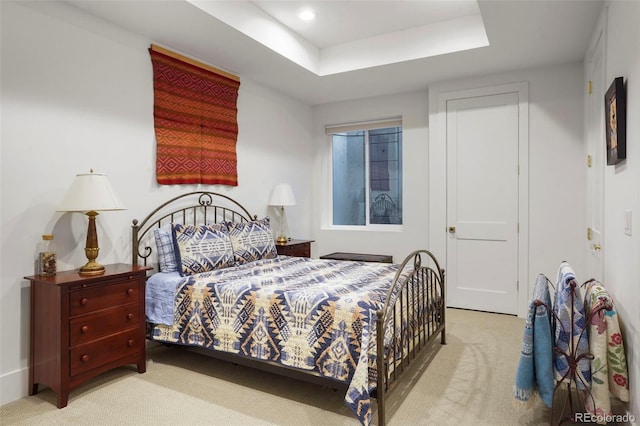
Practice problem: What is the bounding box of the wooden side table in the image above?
[319,252,393,263]
[25,263,151,408]
[275,239,314,258]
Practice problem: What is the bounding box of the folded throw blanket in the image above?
[585,281,630,422]
[514,274,554,407]
[553,262,590,389]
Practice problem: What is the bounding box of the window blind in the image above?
[325,117,402,135]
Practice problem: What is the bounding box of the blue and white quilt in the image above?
[148,256,416,425]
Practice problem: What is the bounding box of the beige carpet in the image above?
[0,308,607,425]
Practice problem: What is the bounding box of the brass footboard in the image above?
[375,250,446,425]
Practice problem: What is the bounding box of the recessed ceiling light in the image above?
[299,9,316,21]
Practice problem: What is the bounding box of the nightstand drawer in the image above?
[277,244,310,257]
[69,280,139,316]
[70,328,140,376]
[275,239,314,258]
[69,303,140,346]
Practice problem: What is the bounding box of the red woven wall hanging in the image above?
[150,46,240,186]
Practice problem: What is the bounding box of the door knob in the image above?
[593,244,601,251]
[448,226,456,234]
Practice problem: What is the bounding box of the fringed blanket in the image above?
[514,274,554,407]
[150,256,414,425]
[585,281,630,422]
[553,262,590,389]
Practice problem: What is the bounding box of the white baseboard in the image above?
[0,366,29,407]
[2,342,160,407]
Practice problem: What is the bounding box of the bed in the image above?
[132,191,446,425]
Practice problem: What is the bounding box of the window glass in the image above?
[330,125,402,226]
[369,127,402,225]
[332,132,365,225]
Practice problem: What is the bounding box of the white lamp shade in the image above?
[57,172,126,212]
[268,183,296,207]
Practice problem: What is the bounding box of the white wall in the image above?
[598,0,640,415]
[0,1,313,405]
[311,91,429,263]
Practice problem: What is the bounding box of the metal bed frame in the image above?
[132,191,446,425]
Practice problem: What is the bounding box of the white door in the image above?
[446,93,519,315]
[585,25,605,283]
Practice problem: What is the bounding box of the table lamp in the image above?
[268,183,296,244]
[57,170,126,275]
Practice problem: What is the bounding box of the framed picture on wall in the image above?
[605,76,626,165]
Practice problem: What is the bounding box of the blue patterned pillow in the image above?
[172,223,235,276]
[226,217,277,265]
[153,228,178,273]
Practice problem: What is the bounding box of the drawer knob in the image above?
[80,298,88,306]
[127,313,134,320]
[81,325,89,334]
[81,354,90,363]
[127,288,134,296]
[128,339,134,347]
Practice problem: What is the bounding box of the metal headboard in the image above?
[131,191,257,267]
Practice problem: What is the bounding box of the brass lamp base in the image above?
[78,260,106,276]
[276,235,288,244]
[78,211,106,276]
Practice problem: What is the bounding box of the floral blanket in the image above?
[150,256,413,425]
[584,281,630,422]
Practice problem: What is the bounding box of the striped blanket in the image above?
[514,274,554,407]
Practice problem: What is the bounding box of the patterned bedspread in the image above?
[150,256,412,425]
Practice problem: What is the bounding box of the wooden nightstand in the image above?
[275,239,314,258]
[25,263,151,408]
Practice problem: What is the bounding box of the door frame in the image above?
[429,82,530,318]
[583,5,607,283]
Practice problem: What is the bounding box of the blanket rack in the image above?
[533,278,611,425]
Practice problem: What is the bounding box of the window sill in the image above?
[321,224,403,232]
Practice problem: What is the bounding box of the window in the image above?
[327,119,402,226]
